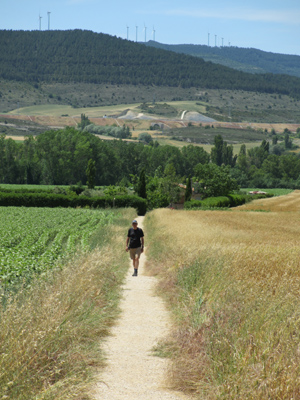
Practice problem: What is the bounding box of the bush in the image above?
[184,197,231,209]
[138,132,153,143]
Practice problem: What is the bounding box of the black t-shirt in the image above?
[127,227,144,249]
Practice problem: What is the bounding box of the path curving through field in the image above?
[93,216,190,400]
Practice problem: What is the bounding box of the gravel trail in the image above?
[93,216,190,400]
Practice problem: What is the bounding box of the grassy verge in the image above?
[0,208,135,399]
[145,206,300,399]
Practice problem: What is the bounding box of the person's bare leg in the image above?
[132,256,139,276]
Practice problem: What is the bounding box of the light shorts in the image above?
[129,247,142,260]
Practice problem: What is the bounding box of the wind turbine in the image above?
[47,11,51,30]
[126,25,129,40]
[136,25,138,42]
[39,14,42,31]
[143,24,147,42]
[152,26,156,41]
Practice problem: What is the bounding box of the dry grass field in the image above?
[236,189,300,212]
[145,192,300,399]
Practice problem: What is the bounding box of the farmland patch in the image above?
[0,207,115,290]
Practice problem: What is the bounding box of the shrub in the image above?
[138,132,153,143]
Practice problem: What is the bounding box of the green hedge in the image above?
[0,187,53,194]
[184,196,231,209]
[0,193,147,215]
[184,193,273,210]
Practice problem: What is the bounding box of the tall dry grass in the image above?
[236,189,300,212]
[0,208,135,400]
[145,197,300,399]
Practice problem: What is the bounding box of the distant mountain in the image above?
[144,41,300,78]
[0,30,299,98]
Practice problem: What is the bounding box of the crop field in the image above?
[162,124,268,144]
[0,207,115,289]
[237,189,300,212]
[145,191,300,399]
[7,103,142,118]
[0,207,134,399]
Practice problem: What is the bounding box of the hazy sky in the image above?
[1,0,300,56]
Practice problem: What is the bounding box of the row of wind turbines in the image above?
[39,12,51,31]
[126,25,156,42]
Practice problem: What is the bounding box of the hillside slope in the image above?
[145,41,300,78]
[0,30,300,99]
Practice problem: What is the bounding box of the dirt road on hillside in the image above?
[93,216,190,400]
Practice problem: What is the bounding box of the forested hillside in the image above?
[0,30,300,98]
[145,41,300,78]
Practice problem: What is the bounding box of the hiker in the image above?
[126,219,144,276]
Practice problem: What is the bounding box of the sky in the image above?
[1,0,300,56]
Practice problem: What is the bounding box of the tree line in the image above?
[1,128,300,192]
[0,128,209,185]
[0,30,300,98]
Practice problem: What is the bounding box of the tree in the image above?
[247,142,269,169]
[261,139,270,153]
[185,175,192,202]
[78,114,91,130]
[162,163,180,205]
[211,134,224,166]
[181,145,210,175]
[194,163,239,198]
[284,132,293,149]
[138,132,153,144]
[211,134,237,167]
[222,143,237,167]
[86,159,96,189]
[236,144,248,174]
[137,168,147,199]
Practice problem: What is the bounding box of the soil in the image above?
[92,216,190,400]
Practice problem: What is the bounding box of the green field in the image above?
[8,103,141,118]
[0,184,67,191]
[0,207,115,289]
[7,100,206,119]
[241,188,294,196]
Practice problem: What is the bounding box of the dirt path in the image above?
[93,216,190,400]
